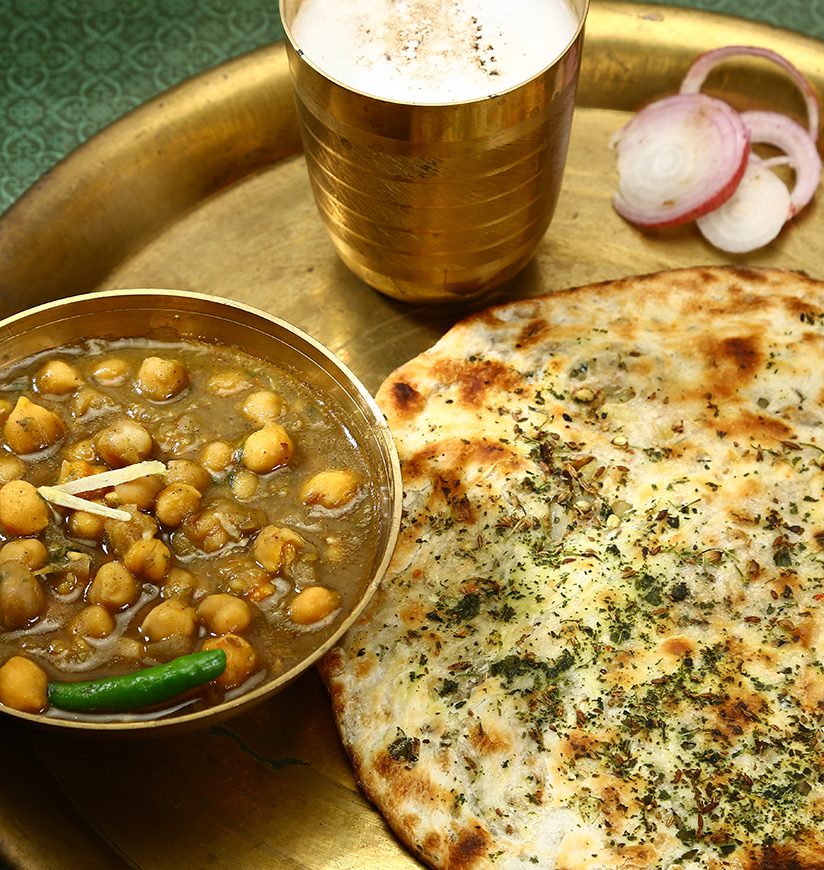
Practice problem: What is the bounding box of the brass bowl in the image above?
[0,289,402,735]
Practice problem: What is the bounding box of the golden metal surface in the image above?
[280,0,589,305]
[0,2,823,866]
[0,289,402,737]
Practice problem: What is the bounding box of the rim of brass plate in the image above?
[0,45,301,315]
[1,2,822,316]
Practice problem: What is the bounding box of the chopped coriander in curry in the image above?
[0,338,380,719]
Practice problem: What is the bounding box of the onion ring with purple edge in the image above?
[680,45,820,141]
[696,156,792,253]
[612,93,750,228]
[741,110,823,217]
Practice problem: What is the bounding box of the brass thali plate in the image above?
[1,3,823,867]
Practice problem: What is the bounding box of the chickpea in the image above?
[115,637,145,662]
[95,419,153,468]
[34,359,82,395]
[62,438,97,462]
[69,604,116,639]
[70,550,92,575]
[197,593,253,635]
[0,656,48,713]
[161,567,201,602]
[53,552,92,596]
[230,469,258,501]
[0,399,12,424]
[110,474,164,511]
[207,368,251,396]
[155,482,202,528]
[4,396,64,455]
[124,538,171,582]
[179,507,234,554]
[58,459,107,485]
[0,561,46,629]
[70,386,115,419]
[0,538,48,571]
[53,575,80,599]
[86,561,139,610]
[140,597,197,642]
[178,499,264,555]
[92,357,130,386]
[0,480,49,536]
[253,525,305,575]
[165,459,211,493]
[201,634,257,689]
[154,414,204,459]
[68,636,93,661]
[135,357,189,401]
[289,585,341,625]
[200,441,234,474]
[241,390,283,426]
[301,469,360,509]
[0,454,25,484]
[241,423,293,474]
[104,508,158,558]
[66,508,107,541]
[224,559,276,601]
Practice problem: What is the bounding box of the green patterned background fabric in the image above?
[1,0,823,214]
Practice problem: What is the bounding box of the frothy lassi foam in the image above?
[290,0,579,104]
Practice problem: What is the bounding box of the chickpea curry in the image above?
[0,338,381,720]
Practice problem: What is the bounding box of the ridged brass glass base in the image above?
[281,0,589,305]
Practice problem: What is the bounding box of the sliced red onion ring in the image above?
[757,155,793,170]
[696,156,791,253]
[680,45,820,141]
[612,93,750,228]
[741,109,823,217]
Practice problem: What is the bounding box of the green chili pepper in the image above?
[47,649,227,712]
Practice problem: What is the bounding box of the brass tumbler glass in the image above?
[280,0,589,305]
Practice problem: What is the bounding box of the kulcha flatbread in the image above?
[320,267,824,869]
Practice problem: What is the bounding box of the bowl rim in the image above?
[0,288,403,733]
